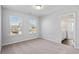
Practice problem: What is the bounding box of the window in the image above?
[29,16,38,34]
[10,16,22,36]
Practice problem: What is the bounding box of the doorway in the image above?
[61,13,76,47]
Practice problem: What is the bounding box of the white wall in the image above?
[2,8,40,46]
[41,13,62,43]
[41,6,79,48]
[0,5,1,52]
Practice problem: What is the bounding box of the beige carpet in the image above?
[1,38,79,54]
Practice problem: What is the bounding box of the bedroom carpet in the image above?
[1,38,79,54]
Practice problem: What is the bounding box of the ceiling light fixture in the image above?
[33,5,44,10]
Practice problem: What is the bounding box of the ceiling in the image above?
[2,5,79,16]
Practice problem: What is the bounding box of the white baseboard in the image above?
[41,37,61,44]
[2,37,40,46]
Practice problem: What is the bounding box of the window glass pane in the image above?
[10,16,22,36]
[29,16,38,34]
